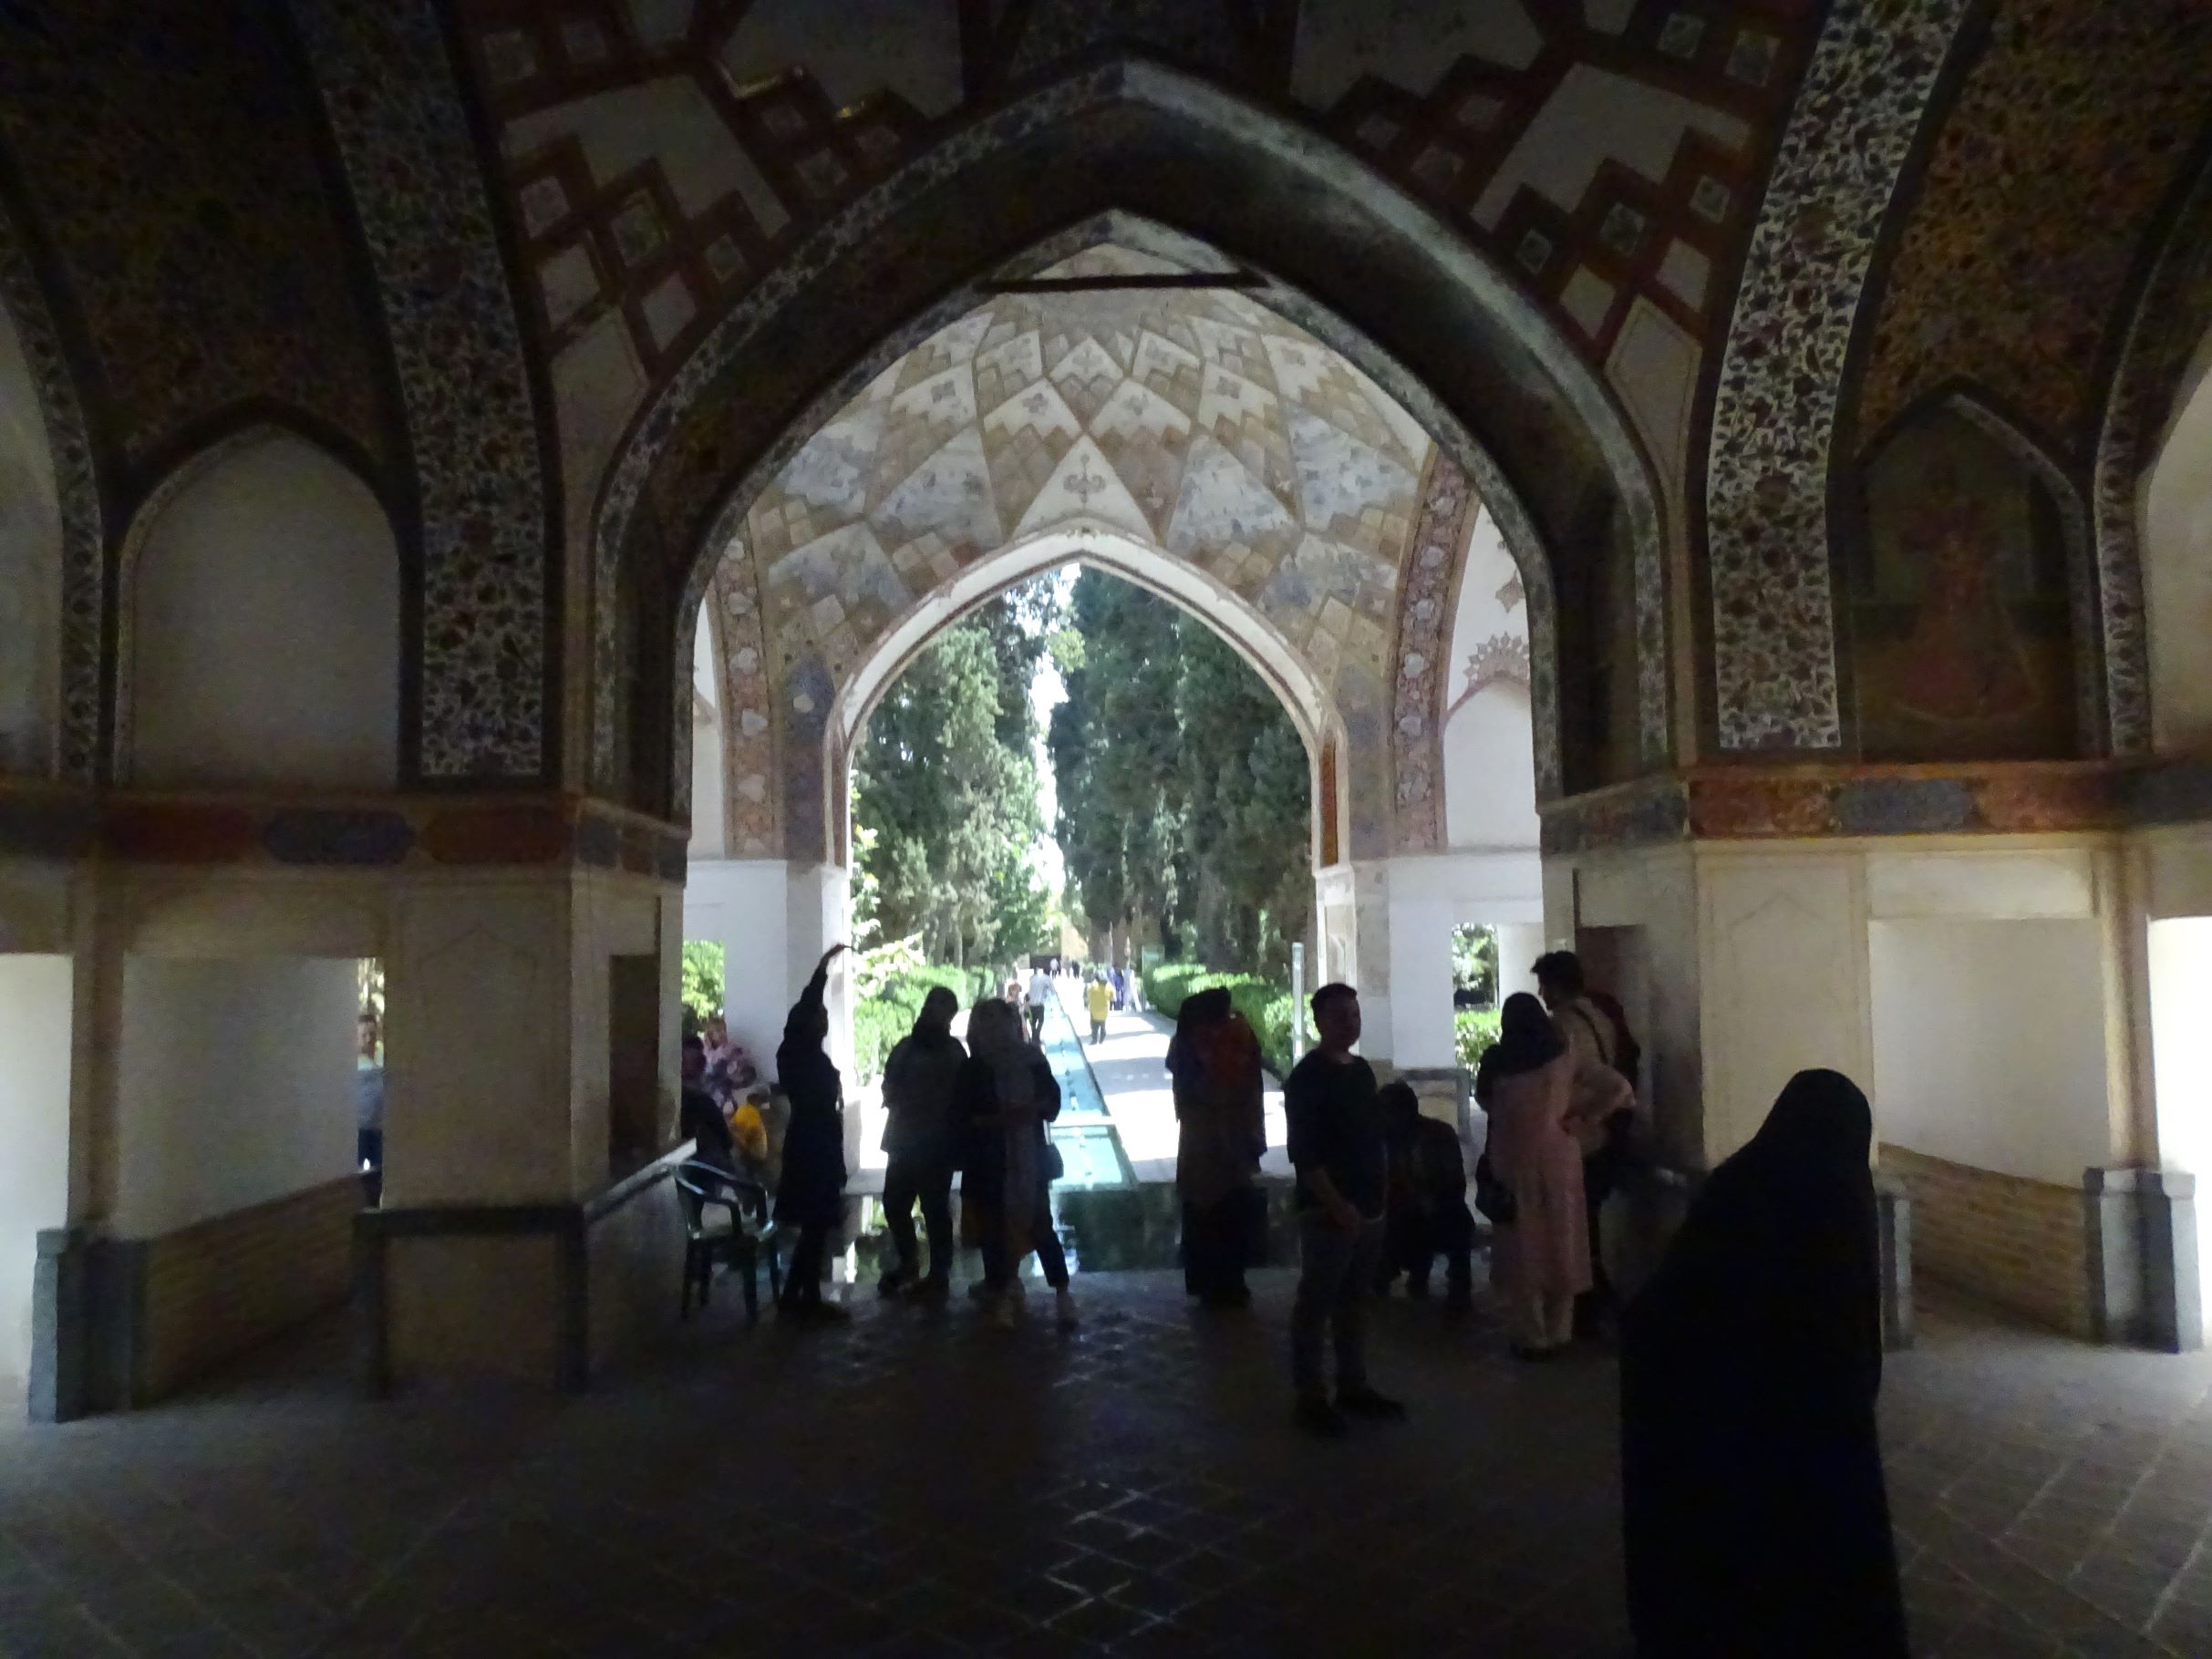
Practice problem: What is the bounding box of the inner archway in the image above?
[677,241,1551,1201]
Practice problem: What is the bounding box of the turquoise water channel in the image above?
[1036,981,1136,1189]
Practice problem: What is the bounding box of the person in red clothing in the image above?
[1168,988,1266,1309]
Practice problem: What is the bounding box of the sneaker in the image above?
[812,1300,852,1323]
[990,1293,1019,1330]
[966,1280,995,1303]
[877,1270,913,1300]
[1054,1287,1080,1331]
[916,1275,950,1305]
[1294,1396,1349,1439]
[1337,1386,1408,1421]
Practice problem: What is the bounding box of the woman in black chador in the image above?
[774,945,850,1322]
[1619,1068,1907,1658]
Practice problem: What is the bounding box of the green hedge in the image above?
[853,963,986,1085]
[1454,1007,1503,1071]
[1142,961,1295,1078]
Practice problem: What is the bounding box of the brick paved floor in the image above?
[4,1272,2211,1657]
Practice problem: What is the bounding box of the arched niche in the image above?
[120,428,400,790]
[1439,507,1539,850]
[1842,394,2088,763]
[595,63,1669,824]
[2142,323,2212,756]
[0,295,60,778]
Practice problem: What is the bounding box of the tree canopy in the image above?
[853,568,1311,981]
[1049,570,1310,974]
[851,584,1057,968]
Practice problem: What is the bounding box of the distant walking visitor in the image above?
[1085,974,1111,1044]
[1025,965,1052,1043]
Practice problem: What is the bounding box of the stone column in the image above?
[2085,1166,2202,1351]
[1314,861,1394,1066]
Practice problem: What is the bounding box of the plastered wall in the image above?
[114,955,359,1238]
[0,955,71,1394]
[127,431,398,789]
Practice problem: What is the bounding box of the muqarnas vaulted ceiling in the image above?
[704,244,1448,858]
[730,246,1429,699]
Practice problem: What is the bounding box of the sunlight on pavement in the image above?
[1076,1001,1287,1184]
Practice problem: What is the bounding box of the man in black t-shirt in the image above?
[1284,984,1408,1437]
[679,1036,738,1171]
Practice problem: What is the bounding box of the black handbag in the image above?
[1473,1152,1516,1225]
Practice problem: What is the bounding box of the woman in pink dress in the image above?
[1478,994,1632,1358]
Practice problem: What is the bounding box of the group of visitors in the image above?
[1473,957,1639,1359]
[1266,960,1904,1654]
[756,947,1079,1331]
[696,936,1903,1654]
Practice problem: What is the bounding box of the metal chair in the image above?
[675,1159,781,1324]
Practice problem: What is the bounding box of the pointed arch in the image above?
[1845,381,2101,759]
[2096,145,2212,757]
[0,201,101,783]
[591,58,1670,823]
[116,424,401,789]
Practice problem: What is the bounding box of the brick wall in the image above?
[1879,1145,2090,1338]
[137,1176,360,1400]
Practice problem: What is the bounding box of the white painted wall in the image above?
[684,858,793,1071]
[2149,916,2212,1331]
[1381,851,1545,1068]
[1441,510,1540,850]
[114,956,360,1238]
[688,614,726,860]
[2143,326,2212,753]
[1442,696,1540,848]
[0,956,71,1396]
[1869,919,2112,1188]
[1699,852,1871,1163]
[0,299,59,777]
[129,432,398,789]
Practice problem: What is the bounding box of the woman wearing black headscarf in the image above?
[1477,993,1629,1358]
[1619,1068,1906,1657]
[775,945,850,1322]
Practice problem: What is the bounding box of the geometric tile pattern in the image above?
[0,201,102,783]
[1703,0,1975,753]
[293,0,553,781]
[5,1279,2207,1658]
[460,1,1828,425]
[1324,7,1812,362]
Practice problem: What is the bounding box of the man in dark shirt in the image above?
[1284,983,1407,1437]
[679,1035,739,1172]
